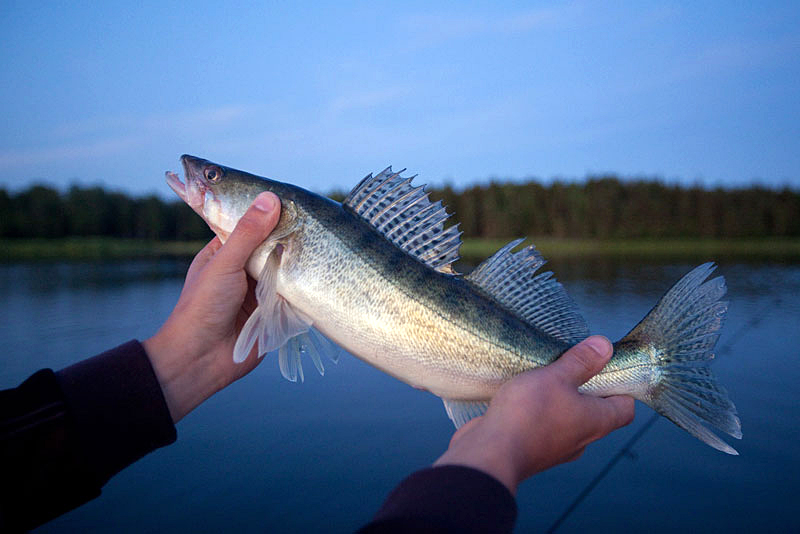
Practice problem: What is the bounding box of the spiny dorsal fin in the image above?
[466,239,589,344]
[344,166,461,273]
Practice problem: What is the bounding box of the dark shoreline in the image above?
[2,237,799,262]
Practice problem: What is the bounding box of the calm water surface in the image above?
[1,258,798,532]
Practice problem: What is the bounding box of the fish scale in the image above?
[166,154,741,454]
[281,210,539,393]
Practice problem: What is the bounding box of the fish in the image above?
[167,154,741,454]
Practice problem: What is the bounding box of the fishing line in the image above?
[546,295,781,533]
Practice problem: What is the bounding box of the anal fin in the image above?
[442,399,489,428]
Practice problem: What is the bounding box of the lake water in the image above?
[1,257,798,532]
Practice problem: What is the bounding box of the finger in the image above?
[602,395,635,430]
[584,395,636,438]
[564,449,585,463]
[549,336,613,387]
[186,237,222,281]
[448,416,483,447]
[214,192,280,273]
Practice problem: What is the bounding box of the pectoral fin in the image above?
[233,250,312,363]
[233,250,344,384]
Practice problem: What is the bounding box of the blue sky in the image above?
[1,1,798,197]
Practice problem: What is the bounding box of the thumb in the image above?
[549,336,613,387]
[215,192,281,272]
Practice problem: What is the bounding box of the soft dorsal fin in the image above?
[344,166,462,273]
[466,239,589,344]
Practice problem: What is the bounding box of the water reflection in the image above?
[0,260,192,295]
[1,258,798,532]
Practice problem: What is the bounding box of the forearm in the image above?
[359,465,517,534]
[55,340,178,483]
[0,341,176,532]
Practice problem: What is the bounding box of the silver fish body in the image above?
[280,209,562,401]
[167,155,741,454]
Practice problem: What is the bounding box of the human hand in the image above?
[143,192,280,423]
[433,336,635,495]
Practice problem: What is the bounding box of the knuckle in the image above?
[620,398,635,426]
[568,448,585,463]
[570,345,597,374]
[597,397,635,434]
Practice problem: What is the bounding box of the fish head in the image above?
[167,154,299,242]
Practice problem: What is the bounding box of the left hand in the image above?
[143,191,281,422]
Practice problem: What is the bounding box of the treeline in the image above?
[0,185,212,240]
[430,177,800,239]
[1,177,798,240]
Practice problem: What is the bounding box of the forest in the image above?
[1,177,798,241]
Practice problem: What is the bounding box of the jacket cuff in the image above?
[361,465,517,534]
[56,340,177,486]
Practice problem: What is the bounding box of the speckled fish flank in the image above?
[167,155,741,454]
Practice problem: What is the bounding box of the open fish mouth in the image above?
[165,156,212,214]
[165,170,187,201]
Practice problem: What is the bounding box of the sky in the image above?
[1,1,799,197]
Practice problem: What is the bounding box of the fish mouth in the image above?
[165,170,186,201]
[165,154,213,215]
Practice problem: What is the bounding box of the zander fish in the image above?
[167,155,741,454]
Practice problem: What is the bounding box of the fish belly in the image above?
[276,235,513,400]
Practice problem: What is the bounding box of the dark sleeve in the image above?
[358,465,517,534]
[0,340,177,532]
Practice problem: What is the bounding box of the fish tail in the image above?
[616,263,741,454]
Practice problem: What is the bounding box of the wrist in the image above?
[142,327,222,423]
[434,429,522,495]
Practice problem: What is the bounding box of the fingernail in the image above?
[253,192,277,212]
[583,336,612,358]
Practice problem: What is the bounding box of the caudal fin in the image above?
[620,263,741,454]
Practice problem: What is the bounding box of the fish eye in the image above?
[204,166,223,182]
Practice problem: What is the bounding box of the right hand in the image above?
[434,336,635,494]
